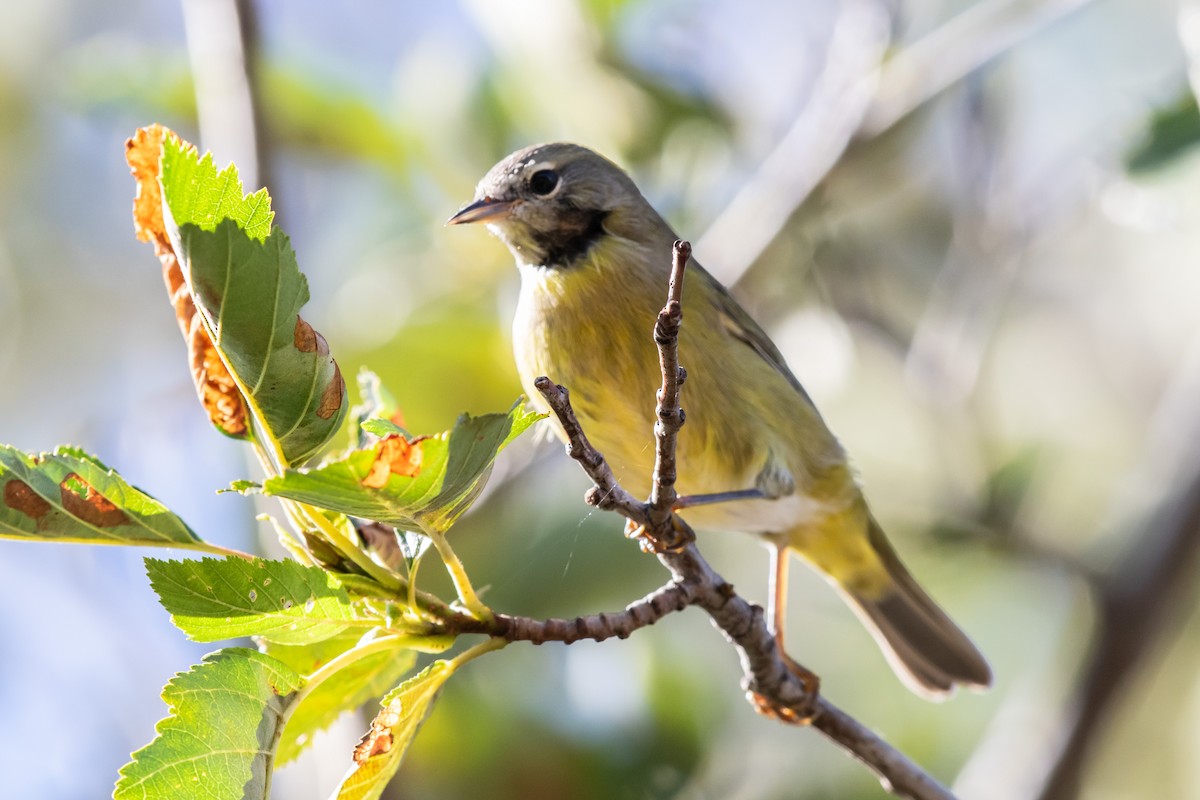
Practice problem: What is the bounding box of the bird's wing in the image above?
[699,267,819,410]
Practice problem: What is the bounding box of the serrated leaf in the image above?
[146,557,371,645]
[264,635,419,765]
[159,133,275,240]
[262,402,543,534]
[127,124,348,466]
[0,444,205,548]
[114,648,302,800]
[174,218,347,466]
[333,661,456,800]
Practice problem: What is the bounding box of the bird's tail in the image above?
[841,517,992,699]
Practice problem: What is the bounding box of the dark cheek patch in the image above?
[532,207,609,268]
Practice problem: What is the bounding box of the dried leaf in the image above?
[361,436,424,489]
[126,124,248,438]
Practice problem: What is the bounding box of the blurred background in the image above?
[1,0,1199,797]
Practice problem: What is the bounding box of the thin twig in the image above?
[648,241,690,524]
[451,581,695,644]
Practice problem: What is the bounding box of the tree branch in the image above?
[506,239,958,800]
[700,0,1097,288]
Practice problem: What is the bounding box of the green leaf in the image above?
[262,402,543,533]
[0,444,205,549]
[159,134,275,240]
[146,557,371,645]
[174,219,347,466]
[1126,90,1200,174]
[332,661,456,800]
[114,648,302,800]
[264,634,419,765]
[158,134,347,467]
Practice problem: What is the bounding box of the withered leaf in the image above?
[361,436,424,489]
[126,124,248,438]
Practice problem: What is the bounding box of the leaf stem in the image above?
[274,632,453,753]
[426,528,491,620]
[447,635,507,670]
[188,540,258,560]
[291,501,403,591]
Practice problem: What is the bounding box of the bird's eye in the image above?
[528,169,559,196]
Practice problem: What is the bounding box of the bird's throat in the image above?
[528,208,609,269]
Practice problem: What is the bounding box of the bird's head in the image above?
[448,143,660,269]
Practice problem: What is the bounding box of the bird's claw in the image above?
[748,659,821,725]
[623,515,695,554]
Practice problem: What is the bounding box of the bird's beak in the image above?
[446,196,517,225]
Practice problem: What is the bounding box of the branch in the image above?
[700,0,1096,288]
[521,240,956,800]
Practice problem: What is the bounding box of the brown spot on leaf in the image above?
[353,699,402,763]
[126,124,248,438]
[293,317,344,419]
[317,364,346,420]
[3,479,51,520]
[361,435,424,488]
[293,317,329,355]
[59,474,129,527]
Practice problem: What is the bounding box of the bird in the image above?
[449,142,991,699]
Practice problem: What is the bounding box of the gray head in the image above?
[448,143,660,268]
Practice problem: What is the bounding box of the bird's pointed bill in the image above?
[447,196,517,225]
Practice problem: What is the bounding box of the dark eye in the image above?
[528,169,559,196]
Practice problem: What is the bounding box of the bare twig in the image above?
[700,0,892,287]
[524,240,957,800]
[451,581,694,644]
[647,240,690,526]
[859,0,1095,137]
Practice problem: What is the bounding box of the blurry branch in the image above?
[454,242,956,800]
[904,76,1019,406]
[700,0,891,286]
[957,322,1200,798]
[1031,468,1200,800]
[181,0,271,191]
[859,0,1095,136]
[959,13,1200,797]
[701,0,1096,287]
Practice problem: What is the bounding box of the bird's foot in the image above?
[623,515,695,554]
[748,657,821,725]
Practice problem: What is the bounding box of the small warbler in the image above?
[450,143,991,698]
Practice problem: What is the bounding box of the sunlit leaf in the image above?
[146,557,371,645]
[262,402,543,533]
[265,635,419,766]
[174,218,347,466]
[114,648,302,800]
[127,125,348,466]
[332,661,455,800]
[0,444,204,549]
